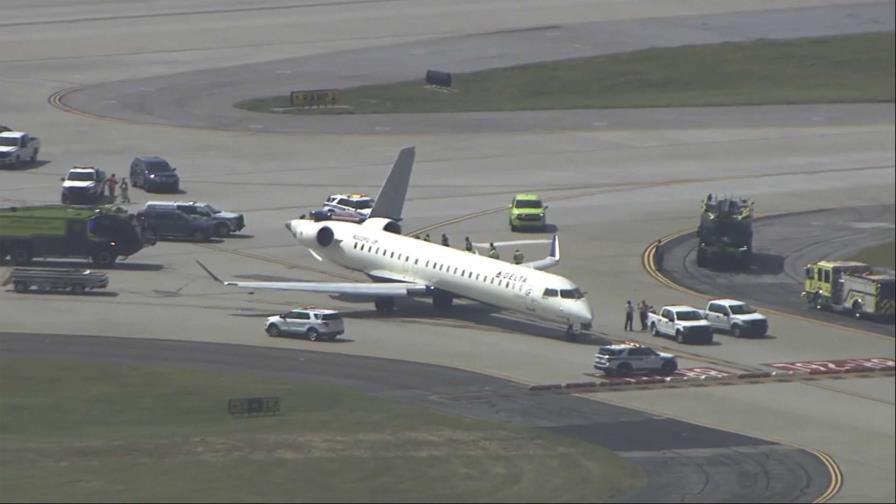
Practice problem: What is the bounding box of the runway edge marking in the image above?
[640,210,894,341]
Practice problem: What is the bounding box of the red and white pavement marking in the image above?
[765,358,895,374]
[594,367,735,382]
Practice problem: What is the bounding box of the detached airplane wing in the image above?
[196,260,429,297]
[520,235,560,271]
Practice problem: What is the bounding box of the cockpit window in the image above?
[559,288,584,299]
[543,288,559,297]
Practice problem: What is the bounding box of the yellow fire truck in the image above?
[802,260,895,318]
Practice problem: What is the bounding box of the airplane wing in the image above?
[196,260,429,296]
[520,234,560,271]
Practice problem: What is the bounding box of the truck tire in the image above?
[215,222,231,237]
[675,330,684,344]
[812,293,825,311]
[651,323,660,337]
[731,325,742,338]
[616,362,633,377]
[851,300,863,319]
[11,246,31,266]
[30,150,38,163]
[13,281,28,293]
[266,324,282,338]
[306,327,320,341]
[71,284,85,295]
[696,248,707,268]
[192,230,208,242]
[90,248,116,268]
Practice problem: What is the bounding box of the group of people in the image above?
[418,233,525,264]
[624,299,654,331]
[103,173,131,204]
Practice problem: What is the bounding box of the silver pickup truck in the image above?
[0,131,40,168]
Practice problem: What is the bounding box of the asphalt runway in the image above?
[659,204,896,336]
[1,0,894,501]
[58,2,894,133]
[0,331,832,503]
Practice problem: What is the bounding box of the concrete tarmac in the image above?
[660,204,895,336]
[1,0,894,501]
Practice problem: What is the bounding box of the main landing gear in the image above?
[433,290,454,311]
[374,297,394,314]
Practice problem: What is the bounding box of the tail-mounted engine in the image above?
[316,225,335,246]
[362,217,402,234]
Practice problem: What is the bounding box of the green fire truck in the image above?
[0,205,154,267]
[696,194,754,268]
[802,260,895,318]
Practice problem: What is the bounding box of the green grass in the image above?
[851,241,895,269]
[0,357,639,502]
[236,31,894,114]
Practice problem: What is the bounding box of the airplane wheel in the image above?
[374,297,394,314]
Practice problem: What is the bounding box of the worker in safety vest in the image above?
[488,243,500,260]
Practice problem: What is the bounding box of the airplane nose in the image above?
[577,302,594,325]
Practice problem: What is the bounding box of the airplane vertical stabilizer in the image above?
[369,146,415,221]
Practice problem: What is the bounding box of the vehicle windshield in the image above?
[204,204,220,214]
[515,200,543,209]
[559,288,584,299]
[0,137,19,147]
[728,303,756,315]
[598,347,623,356]
[146,162,173,173]
[676,310,704,321]
[347,200,373,210]
[66,172,96,181]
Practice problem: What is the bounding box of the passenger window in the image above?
[453,267,458,274]
[390,251,395,258]
[823,270,831,283]
[353,242,358,249]
[296,312,310,320]
[816,270,822,281]
[415,259,419,265]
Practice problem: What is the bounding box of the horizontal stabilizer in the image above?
[520,235,559,271]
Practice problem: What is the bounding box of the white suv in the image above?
[324,193,375,218]
[594,342,678,376]
[265,308,344,341]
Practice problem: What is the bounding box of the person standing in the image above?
[119,177,131,203]
[488,242,500,260]
[106,173,118,202]
[513,249,524,264]
[464,236,474,253]
[624,300,634,332]
[638,300,649,331]
[441,233,450,247]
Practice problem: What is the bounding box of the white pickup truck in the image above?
[0,131,40,168]
[647,305,714,344]
[701,299,768,338]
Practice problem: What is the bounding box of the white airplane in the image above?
[198,147,594,339]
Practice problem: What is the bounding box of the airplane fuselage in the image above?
[289,218,594,331]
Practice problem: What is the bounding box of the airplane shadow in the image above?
[340,298,611,345]
[3,289,119,297]
[698,252,785,275]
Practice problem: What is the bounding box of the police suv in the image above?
[324,193,375,219]
[594,342,678,376]
[265,307,344,341]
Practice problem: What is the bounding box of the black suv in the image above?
[137,208,216,242]
[130,156,180,193]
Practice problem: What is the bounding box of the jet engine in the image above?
[316,225,335,246]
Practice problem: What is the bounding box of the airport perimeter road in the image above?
[658,204,896,336]
[1,0,894,501]
[0,331,835,503]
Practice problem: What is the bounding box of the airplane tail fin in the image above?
[369,146,415,221]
